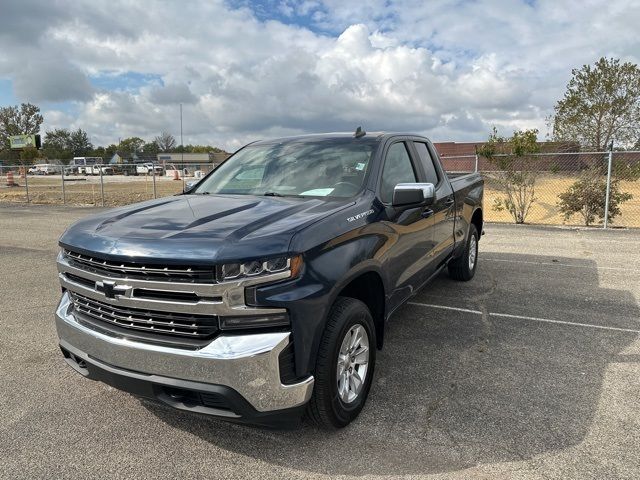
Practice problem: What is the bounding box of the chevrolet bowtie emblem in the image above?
[95,280,128,299]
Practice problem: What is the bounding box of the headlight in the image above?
[217,255,303,282]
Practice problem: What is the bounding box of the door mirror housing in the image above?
[392,183,435,207]
[184,180,198,192]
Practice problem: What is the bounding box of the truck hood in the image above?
[59,194,352,263]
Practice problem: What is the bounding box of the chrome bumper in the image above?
[55,292,314,412]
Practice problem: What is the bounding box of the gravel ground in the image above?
[1,204,639,479]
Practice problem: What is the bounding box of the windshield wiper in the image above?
[263,191,285,197]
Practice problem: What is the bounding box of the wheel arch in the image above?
[331,265,387,350]
[471,207,483,239]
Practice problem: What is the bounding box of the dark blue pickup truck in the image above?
[55,131,483,428]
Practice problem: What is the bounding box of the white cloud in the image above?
[1,0,637,149]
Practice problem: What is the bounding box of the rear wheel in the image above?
[448,224,479,281]
[307,297,376,429]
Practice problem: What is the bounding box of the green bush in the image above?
[612,159,640,181]
[478,128,540,224]
[557,172,632,226]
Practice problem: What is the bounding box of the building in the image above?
[156,152,230,173]
[432,141,586,172]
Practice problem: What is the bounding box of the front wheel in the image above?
[448,224,479,281]
[307,297,376,429]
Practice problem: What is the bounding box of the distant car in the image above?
[136,163,164,175]
[29,164,61,175]
[81,165,114,175]
[112,164,138,176]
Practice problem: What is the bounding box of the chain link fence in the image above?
[0,162,216,208]
[1,153,639,228]
[441,151,640,228]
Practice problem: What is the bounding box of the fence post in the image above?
[99,165,105,207]
[603,145,613,229]
[61,166,66,205]
[152,161,157,199]
[24,169,30,203]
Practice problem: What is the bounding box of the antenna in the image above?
[354,126,366,138]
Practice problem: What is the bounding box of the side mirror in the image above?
[184,180,197,192]
[392,183,435,207]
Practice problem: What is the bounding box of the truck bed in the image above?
[448,171,483,191]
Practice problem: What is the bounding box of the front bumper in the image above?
[55,292,314,422]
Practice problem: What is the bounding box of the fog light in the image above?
[219,313,290,330]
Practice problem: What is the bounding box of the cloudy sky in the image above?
[0,0,638,150]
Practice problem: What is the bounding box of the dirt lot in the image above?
[0,174,186,207]
[483,174,640,228]
[1,204,639,479]
[1,173,639,227]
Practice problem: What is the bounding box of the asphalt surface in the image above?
[1,204,639,479]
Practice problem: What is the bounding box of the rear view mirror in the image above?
[392,183,435,207]
[184,181,197,192]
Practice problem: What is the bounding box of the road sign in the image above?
[9,134,41,150]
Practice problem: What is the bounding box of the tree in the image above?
[558,171,632,226]
[69,128,93,157]
[42,128,72,160]
[143,140,160,155]
[104,144,118,157]
[552,58,640,150]
[0,103,44,151]
[189,145,224,153]
[118,137,145,155]
[154,131,176,152]
[478,128,540,224]
[92,146,106,158]
[19,146,41,165]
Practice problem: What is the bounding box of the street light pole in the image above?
[180,103,185,191]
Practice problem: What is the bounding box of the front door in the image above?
[378,140,437,310]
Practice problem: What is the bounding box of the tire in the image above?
[448,224,479,281]
[307,297,376,429]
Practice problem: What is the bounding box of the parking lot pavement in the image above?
[1,204,639,480]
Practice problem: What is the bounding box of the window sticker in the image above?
[299,188,335,196]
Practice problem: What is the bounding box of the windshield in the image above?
[193,138,377,198]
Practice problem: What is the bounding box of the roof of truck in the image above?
[252,131,427,145]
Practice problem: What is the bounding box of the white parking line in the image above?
[482,257,637,273]
[408,302,640,334]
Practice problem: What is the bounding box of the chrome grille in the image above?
[63,249,217,283]
[58,247,290,348]
[69,292,218,346]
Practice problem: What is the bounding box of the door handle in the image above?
[445,197,455,206]
[421,209,434,218]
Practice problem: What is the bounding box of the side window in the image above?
[380,142,417,203]
[414,142,439,185]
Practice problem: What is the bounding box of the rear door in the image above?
[412,141,456,266]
